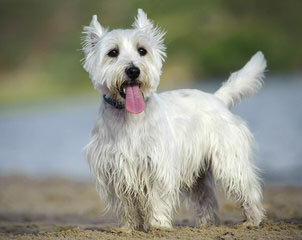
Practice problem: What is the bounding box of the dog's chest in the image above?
[93,112,173,168]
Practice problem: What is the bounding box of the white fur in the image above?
[215,51,266,109]
[82,9,266,231]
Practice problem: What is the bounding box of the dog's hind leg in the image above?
[220,166,264,226]
[211,133,265,226]
[188,169,219,226]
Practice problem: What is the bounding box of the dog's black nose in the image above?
[125,66,140,80]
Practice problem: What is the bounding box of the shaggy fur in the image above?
[82,9,266,231]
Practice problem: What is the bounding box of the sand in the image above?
[0,176,301,240]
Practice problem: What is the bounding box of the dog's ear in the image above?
[133,9,166,61]
[83,15,107,48]
[132,9,155,34]
[82,15,108,75]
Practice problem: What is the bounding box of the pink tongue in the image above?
[125,85,145,114]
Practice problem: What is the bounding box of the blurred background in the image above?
[0,0,301,184]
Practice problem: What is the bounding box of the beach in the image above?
[0,176,301,239]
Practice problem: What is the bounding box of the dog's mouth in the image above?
[118,81,145,114]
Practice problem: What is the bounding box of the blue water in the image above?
[0,74,301,184]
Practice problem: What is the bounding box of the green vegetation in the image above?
[0,0,301,103]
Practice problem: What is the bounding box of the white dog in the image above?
[82,9,266,231]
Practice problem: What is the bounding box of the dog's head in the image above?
[82,9,166,114]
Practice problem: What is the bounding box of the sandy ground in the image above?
[0,176,301,240]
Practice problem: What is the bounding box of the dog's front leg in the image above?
[148,186,175,229]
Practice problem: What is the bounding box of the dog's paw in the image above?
[113,225,133,234]
[150,218,173,230]
[241,218,262,227]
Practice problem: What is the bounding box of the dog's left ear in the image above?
[132,9,166,61]
[132,9,155,34]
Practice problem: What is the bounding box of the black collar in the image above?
[103,95,125,109]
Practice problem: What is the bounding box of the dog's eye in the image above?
[138,47,147,56]
[107,49,119,58]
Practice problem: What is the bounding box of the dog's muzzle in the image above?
[117,66,145,114]
[119,66,141,98]
[125,66,140,80]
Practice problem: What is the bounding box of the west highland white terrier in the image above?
[82,9,266,231]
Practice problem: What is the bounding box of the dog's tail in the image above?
[214,51,267,109]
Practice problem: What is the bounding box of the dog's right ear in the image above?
[82,15,108,75]
[83,15,107,50]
